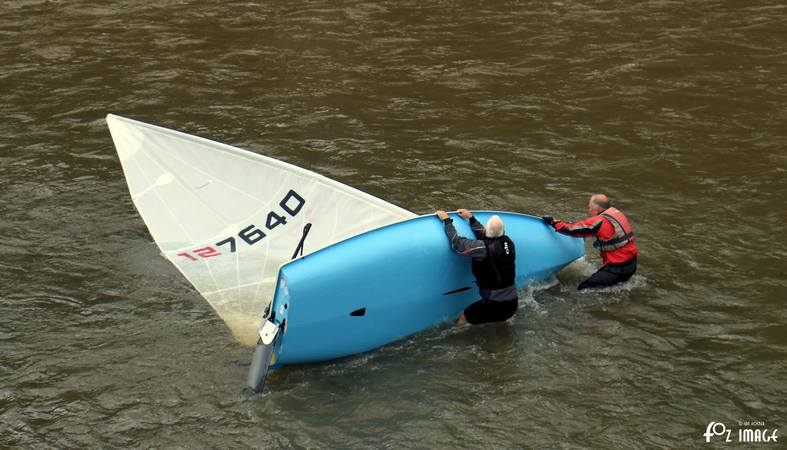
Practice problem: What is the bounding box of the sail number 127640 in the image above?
[176,189,305,262]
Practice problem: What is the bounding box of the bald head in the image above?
[588,194,611,215]
[485,215,505,238]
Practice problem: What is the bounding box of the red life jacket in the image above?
[593,207,635,252]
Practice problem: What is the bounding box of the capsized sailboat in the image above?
[244,210,583,393]
[107,115,584,394]
[107,114,416,346]
[266,211,583,364]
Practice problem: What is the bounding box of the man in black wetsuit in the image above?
[435,209,518,325]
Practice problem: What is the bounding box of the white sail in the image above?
[107,114,415,345]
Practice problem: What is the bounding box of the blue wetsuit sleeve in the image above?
[443,219,487,260]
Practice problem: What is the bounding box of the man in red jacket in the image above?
[542,194,639,290]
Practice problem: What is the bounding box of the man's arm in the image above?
[552,215,604,237]
[436,211,487,260]
[458,208,486,240]
[468,216,486,240]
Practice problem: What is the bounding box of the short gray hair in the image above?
[590,194,611,210]
[485,215,505,238]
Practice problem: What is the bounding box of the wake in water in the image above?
[554,257,647,293]
[522,257,648,313]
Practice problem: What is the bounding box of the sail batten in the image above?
[107,114,416,345]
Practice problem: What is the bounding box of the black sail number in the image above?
[180,189,307,261]
[178,190,307,261]
[214,190,306,252]
[236,189,306,247]
[280,189,305,216]
[266,211,287,230]
[239,224,266,244]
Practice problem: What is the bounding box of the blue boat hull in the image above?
[269,212,583,365]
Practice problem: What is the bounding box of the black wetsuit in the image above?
[442,216,518,324]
